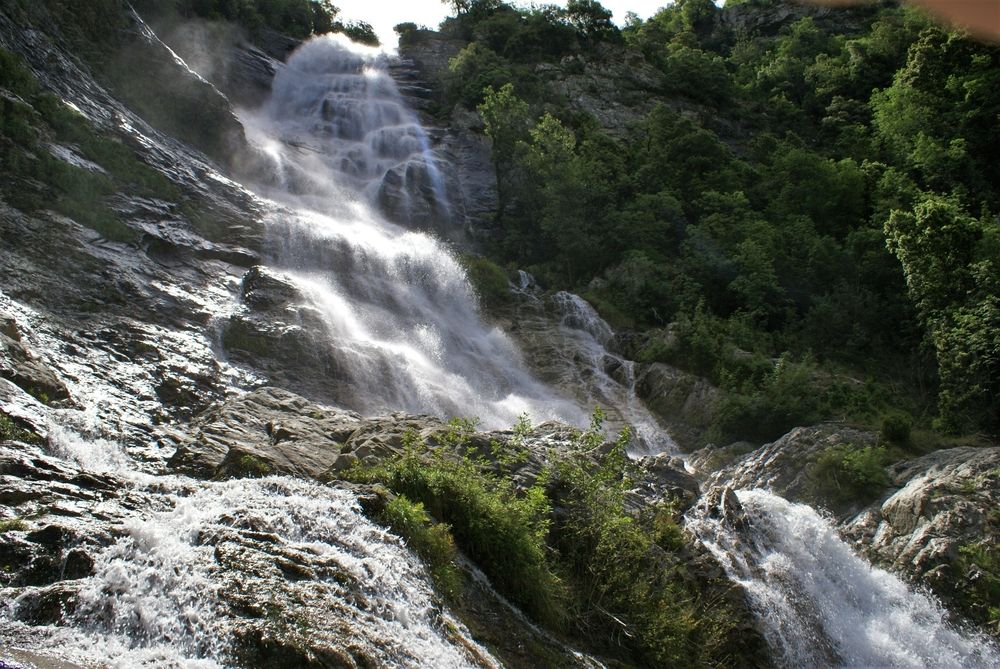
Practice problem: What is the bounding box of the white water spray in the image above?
[239,34,584,429]
[688,488,1000,668]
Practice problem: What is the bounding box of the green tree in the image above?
[478,83,530,219]
[886,195,1000,431]
[565,0,617,43]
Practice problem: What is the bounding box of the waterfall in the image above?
[536,291,674,453]
[0,371,498,668]
[239,34,584,430]
[687,488,1000,668]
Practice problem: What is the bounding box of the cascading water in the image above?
[688,488,1000,668]
[508,288,674,453]
[238,35,584,430]
[1,470,498,668]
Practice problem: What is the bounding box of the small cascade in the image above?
[1,427,498,669]
[252,34,449,225]
[687,488,1000,669]
[542,291,675,453]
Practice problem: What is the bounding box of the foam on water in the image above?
[1,465,496,668]
[688,488,1000,668]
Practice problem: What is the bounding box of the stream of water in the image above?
[688,488,1000,668]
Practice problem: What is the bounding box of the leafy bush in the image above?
[711,353,821,444]
[170,0,338,39]
[342,412,746,664]
[460,254,511,310]
[806,443,889,510]
[230,454,273,478]
[880,411,912,447]
[347,429,565,626]
[380,496,461,599]
[0,412,42,445]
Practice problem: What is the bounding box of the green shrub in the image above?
[880,411,912,447]
[343,411,749,665]
[0,412,42,444]
[807,443,889,510]
[460,254,511,310]
[380,496,462,599]
[347,431,566,626]
[0,47,39,98]
[711,353,821,444]
[956,539,1000,633]
[230,453,273,478]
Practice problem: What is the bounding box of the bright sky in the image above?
[333,1,677,49]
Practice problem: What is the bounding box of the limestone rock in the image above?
[170,387,363,479]
[698,423,879,503]
[843,446,1000,624]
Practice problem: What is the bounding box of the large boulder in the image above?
[634,362,721,452]
[169,387,363,479]
[693,423,880,504]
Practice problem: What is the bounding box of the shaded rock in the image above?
[12,582,82,626]
[0,379,51,441]
[634,362,721,452]
[0,329,70,403]
[242,266,301,311]
[634,452,701,511]
[170,387,363,479]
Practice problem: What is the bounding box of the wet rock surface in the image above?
[170,387,364,479]
[633,362,720,452]
[691,422,1000,639]
[843,446,1000,629]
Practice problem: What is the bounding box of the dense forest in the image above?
[398,0,1000,446]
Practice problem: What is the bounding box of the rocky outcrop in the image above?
[536,42,666,138]
[699,424,879,497]
[0,315,69,404]
[169,386,365,478]
[843,446,1000,630]
[395,41,500,243]
[634,362,721,451]
[719,0,882,39]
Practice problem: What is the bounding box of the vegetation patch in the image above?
[806,443,890,511]
[0,412,43,445]
[0,47,156,242]
[0,518,28,533]
[379,495,462,599]
[880,411,913,448]
[460,254,512,311]
[447,0,1000,442]
[228,453,274,478]
[348,426,565,626]
[344,411,752,665]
